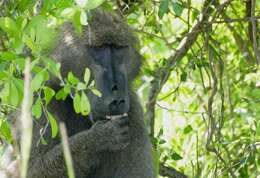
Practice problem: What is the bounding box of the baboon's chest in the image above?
[90,148,133,178]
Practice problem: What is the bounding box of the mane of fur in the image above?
[61,9,137,47]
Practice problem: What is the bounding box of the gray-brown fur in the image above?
[27,10,155,178]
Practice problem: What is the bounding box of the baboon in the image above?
[27,10,155,178]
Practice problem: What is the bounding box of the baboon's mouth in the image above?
[105,113,128,120]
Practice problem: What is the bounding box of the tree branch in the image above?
[160,163,188,178]
[214,2,255,64]
[145,0,232,137]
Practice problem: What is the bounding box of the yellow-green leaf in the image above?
[73,92,81,114]
[32,97,42,119]
[80,10,88,25]
[44,87,55,105]
[84,68,91,84]
[47,111,58,138]
[80,92,90,115]
[85,0,105,10]
[91,88,102,97]
[31,72,44,92]
[9,82,19,107]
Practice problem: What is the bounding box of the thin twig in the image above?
[60,122,75,178]
[145,0,232,137]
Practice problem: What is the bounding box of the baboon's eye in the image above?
[88,46,108,62]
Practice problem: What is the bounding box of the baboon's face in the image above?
[87,45,130,119]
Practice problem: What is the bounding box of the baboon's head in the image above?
[52,10,142,120]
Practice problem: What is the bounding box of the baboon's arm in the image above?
[27,128,99,178]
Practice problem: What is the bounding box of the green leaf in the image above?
[84,68,91,84]
[40,137,48,145]
[0,119,12,143]
[158,128,164,137]
[61,7,76,18]
[171,152,183,160]
[0,82,10,102]
[183,125,193,134]
[18,0,34,11]
[180,72,187,82]
[77,82,86,90]
[158,0,169,19]
[91,88,102,97]
[73,92,81,114]
[0,71,9,80]
[75,0,87,8]
[44,87,55,105]
[68,72,79,85]
[15,57,26,70]
[159,139,166,144]
[80,92,90,115]
[32,97,42,119]
[47,111,58,138]
[0,17,18,37]
[64,84,71,94]
[80,10,88,25]
[0,51,16,61]
[72,10,82,34]
[9,82,19,107]
[31,72,44,92]
[191,8,200,22]
[172,2,183,16]
[25,16,57,52]
[43,57,61,79]
[56,88,68,100]
[85,0,105,10]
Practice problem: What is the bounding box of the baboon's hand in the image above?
[91,116,130,152]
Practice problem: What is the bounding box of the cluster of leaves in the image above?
[0,0,260,178]
[124,0,260,177]
[0,0,105,143]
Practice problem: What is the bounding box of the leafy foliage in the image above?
[0,0,260,178]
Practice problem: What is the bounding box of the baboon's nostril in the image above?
[111,85,118,92]
[110,99,125,107]
[119,99,125,105]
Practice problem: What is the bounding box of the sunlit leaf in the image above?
[31,72,44,92]
[47,111,58,138]
[32,97,42,119]
[73,92,81,114]
[0,17,18,37]
[80,10,88,25]
[9,82,19,107]
[61,7,76,18]
[80,92,90,115]
[0,51,16,61]
[77,82,86,90]
[85,0,105,10]
[0,119,12,143]
[40,137,48,145]
[44,87,55,105]
[56,88,68,100]
[84,68,91,84]
[68,72,79,85]
[91,88,102,97]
